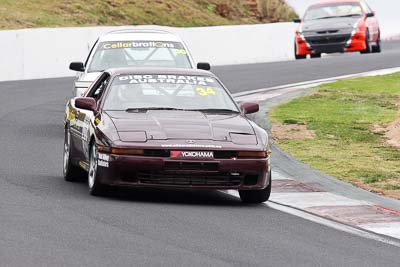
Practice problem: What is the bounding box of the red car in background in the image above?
[294,0,381,59]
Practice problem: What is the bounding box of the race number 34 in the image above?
[196,87,216,96]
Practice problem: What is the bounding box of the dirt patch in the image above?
[373,110,400,149]
[272,122,315,140]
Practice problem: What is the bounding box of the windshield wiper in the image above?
[125,107,240,113]
[338,14,362,17]
[314,16,339,20]
[125,107,185,112]
[191,108,240,114]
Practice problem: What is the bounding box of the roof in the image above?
[105,67,215,77]
[107,29,172,35]
[310,0,361,7]
[98,29,183,43]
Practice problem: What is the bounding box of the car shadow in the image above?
[60,177,263,207]
[68,177,261,207]
[100,186,251,207]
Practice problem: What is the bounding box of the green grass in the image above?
[271,73,400,199]
[0,0,297,30]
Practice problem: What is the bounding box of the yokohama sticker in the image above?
[171,151,214,159]
[162,144,222,149]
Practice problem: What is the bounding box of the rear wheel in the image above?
[239,171,272,203]
[372,33,381,53]
[63,128,86,182]
[295,42,306,60]
[88,143,107,196]
[360,30,371,54]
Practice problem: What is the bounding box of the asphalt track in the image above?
[1,41,400,266]
[214,41,400,93]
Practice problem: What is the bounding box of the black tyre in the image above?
[360,30,371,54]
[88,143,107,196]
[310,53,321,58]
[372,33,381,53]
[295,54,307,60]
[63,128,86,182]
[239,171,272,204]
[295,42,306,60]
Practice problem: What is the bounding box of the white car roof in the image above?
[98,30,183,43]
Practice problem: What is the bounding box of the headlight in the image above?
[111,148,144,156]
[238,151,269,158]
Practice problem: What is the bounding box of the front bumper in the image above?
[296,31,366,55]
[96,153,270,190]
[305,33,351,53]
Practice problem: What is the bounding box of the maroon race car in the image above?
[63,68,271,203]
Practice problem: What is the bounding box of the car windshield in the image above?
[88,41,192,72]
[304,3,363,21]
[103,74,239,112]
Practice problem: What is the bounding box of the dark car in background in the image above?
[63,68,272,203]
[294,0,381,59]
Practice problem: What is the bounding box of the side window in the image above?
[86,74,110,100]
[93,78,110,101]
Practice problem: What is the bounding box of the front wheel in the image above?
[310,53,321,58]
[88,143,107,196]
[63,128,85,182]
[295,54,307,60]
[295,42,306,60]
[360,30,371,54]
[239,172,272,203]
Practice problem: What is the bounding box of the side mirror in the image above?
[366,12,374,18]
[197,62,211,71]
[69,62,85,72]
[75,97,97,111]
[293,18,301,23]
[241,102,259,115]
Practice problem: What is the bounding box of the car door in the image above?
[74,73,110,163]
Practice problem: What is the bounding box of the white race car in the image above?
[69,29,210,96]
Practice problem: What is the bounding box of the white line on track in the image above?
[232,67,400,99]
[360,222,400,239]
[222,190,400,248]
[270,192,370,209]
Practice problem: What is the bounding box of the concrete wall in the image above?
[0,23,296,82]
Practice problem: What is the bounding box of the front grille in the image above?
[137,170,244,186]
[316,30,338,34]
[143,150,170,157]
[165,161,218,171]
[306,35,350,45]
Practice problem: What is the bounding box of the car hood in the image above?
[105,110,257,144]
[302,17,359,32]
